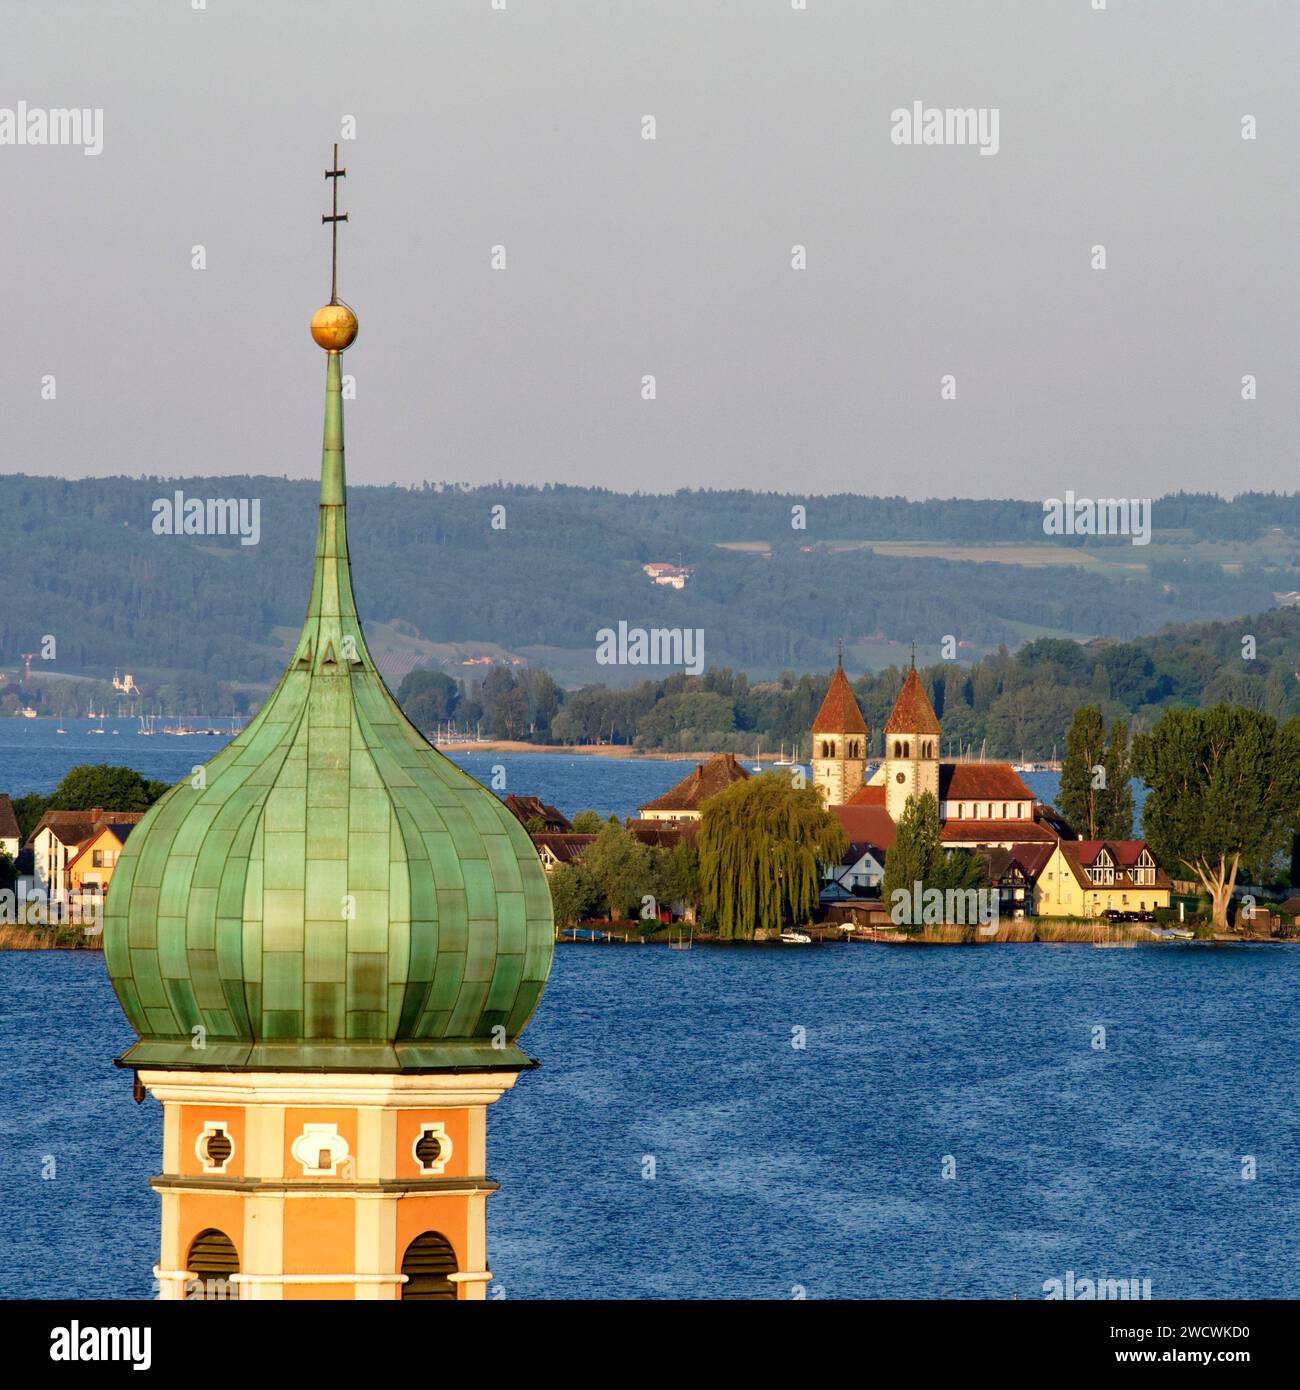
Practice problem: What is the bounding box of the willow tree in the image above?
[698,772,847,939]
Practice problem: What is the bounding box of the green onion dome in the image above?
[104,340,553,1073]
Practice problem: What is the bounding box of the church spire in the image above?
[302,150,366,671]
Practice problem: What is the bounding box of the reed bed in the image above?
[0,923,104,951]
[906,919,1151,945]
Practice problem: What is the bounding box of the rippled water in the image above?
[3,942,1296,1300]
[0,720,1240,1300]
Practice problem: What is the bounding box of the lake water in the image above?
[0,715,1064,819]
[7,718,1285,1302]
[3,942,1298,1300]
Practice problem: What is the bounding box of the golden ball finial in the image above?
[311,301,358,351]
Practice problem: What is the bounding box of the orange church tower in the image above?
[811,647,869,806]
[883,656,942,821]
[102,150,553,1301]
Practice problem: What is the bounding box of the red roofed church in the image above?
[812,656,1044,847]
[809,654,1172,918]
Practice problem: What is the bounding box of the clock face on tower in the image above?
[895,772,906,783]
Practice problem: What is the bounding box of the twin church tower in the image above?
[812,656,941,817]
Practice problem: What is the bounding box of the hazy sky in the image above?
[2,0,1296,500]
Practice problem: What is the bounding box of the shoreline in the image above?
[434,740,768,761]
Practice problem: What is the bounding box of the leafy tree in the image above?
[48,765,171,814]
[658,839,701,919]
[699,772,846,940]
[489,684,531,741]
[569,809,605,834]
[881,791,987,928]
[548,863,596,934]
[396,668,459,730]
[1132,706,1300,930]
[933,845,988,893]
[581,823,653,920]
[1098,719,1135,839]
[1059,706,1107,838]
[881,791,944,910]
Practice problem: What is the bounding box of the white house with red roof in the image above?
[25,807,144,906]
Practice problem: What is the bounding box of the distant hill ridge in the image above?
[1,475,1296,689]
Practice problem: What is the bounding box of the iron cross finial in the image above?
[910,640,916,670]
[322,143,348,304]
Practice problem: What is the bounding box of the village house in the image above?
[637,752,750,823]
[25,807,144,906]
[822,840,887,901]
[531,832,596,873]
[0,793,19,862]
[530,820,697,875]
[503,794,572,832]
[1038,840,1172,919]
[642,562,693,589]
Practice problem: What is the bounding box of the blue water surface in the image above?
[2,942,1296,1300]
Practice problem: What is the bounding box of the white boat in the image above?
[780,930,812,945]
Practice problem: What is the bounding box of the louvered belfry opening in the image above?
[414,1129,444,1170]
[186,1228,239,1301]
[401,1232,458,1300]
[205,1129,233,1168]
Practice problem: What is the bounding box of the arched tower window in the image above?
[903,741,911,758]
[401,1231,459,1301]
[185,1228,239,1301]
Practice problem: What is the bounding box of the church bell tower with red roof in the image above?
[883,658,942,821]
[811,649,869,807]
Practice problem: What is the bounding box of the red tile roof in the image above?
[25,808,145,850]
[982,842,1056,881]
[638,753,752,814]
[846,782,887,807]
[941,820,1058,845]
[1072,840,1149,868]
[812,666,868,735]
[530,833,597,864]
[939,763,1035,803]
[624,820,699,848]
[1057,840,1172,891]
[884,668,942,735]
[831,804,897,851]
[504,794,572,832]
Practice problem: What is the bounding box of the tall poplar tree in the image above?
[1058,707,1106,838]
[1098,719,1135,839]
